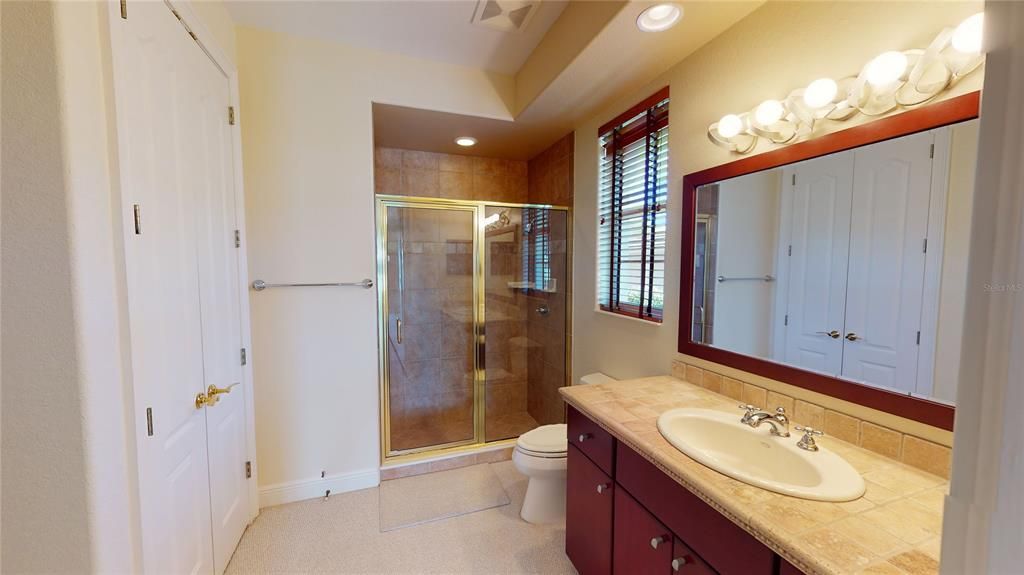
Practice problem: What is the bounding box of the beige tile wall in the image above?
[671,359,953,479]
[374,147,528,203]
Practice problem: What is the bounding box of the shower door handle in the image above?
[396,318,403,344]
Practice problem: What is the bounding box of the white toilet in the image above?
[513,372,617,524]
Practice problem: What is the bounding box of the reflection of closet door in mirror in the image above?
[841,132,934,392]
[781,152,854,376]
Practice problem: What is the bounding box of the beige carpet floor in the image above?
[225,460,576,574]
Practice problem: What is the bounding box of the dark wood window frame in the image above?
[598,87,670,323]
[678,91,981,431]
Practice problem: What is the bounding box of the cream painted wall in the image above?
[235,26,516,498]
[191,0,236,63]
[933,120,980,403]
[573,2,984,390]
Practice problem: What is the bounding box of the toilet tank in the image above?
[578,372,616,386]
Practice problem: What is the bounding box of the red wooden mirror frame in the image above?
[678,91,981,431]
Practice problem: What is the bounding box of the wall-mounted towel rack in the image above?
[717,275,775,283]
[251,279,374,291]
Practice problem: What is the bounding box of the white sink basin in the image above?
[657,408,865,502]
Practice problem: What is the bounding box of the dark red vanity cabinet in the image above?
[566,406,786,575]
[613,488,673,574]
[566,444,614,575]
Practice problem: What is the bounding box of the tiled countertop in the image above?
[559,376,946,575]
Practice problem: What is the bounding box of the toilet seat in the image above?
[516,424,567,458]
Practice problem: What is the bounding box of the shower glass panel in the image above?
[483,205,569,442]
[383,204,478,453]
[378,197,569,461]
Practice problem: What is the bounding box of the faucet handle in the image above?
[794,426,824,451]
[738,404,760,413]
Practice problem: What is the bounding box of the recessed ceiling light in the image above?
[455,137,477,147]
[637,3,682,33]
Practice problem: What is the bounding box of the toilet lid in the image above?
[517,424,568,454]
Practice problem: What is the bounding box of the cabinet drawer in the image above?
[617,445,775,575]
[613,488,673,575]
[567,405,615,474]
[566,444,614,575]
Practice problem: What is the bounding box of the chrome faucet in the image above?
[738,405,790,437]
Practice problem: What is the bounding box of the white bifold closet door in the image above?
[841,132,934,392]
[112,2,249,574]
[781,151,854,376]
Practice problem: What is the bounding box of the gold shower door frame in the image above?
[375,196,571,464]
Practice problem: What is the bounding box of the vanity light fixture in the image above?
[708,12,985,155]
[865,51,908,87]
[455,136,477,147]
[637,3,682,32]
[952,12,984,54]
[803,78,838,109]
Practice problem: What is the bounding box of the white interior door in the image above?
[841,131,934,392]
[113,2,214,573]
[188,36,251,575]
[781,151,854,376]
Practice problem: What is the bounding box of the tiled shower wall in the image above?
[374,148,529,203]
[526,134,574,425]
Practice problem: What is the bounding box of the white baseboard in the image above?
[259,468,381,508]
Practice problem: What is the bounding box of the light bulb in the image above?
[716,114,743,139]
[865,51,908,87]
[803,78,838,109]
[952,12,984,54]
[637,3,682,32]
[755,100,784,125]
[455,137,477,147]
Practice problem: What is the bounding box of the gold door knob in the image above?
[196,383,239,409]
[845,332,860,341]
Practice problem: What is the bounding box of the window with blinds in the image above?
[598,89,669,322]
[523,208,551,291]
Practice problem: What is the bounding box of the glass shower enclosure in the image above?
[376,197,570,461]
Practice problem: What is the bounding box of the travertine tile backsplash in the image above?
[672,359,953,479]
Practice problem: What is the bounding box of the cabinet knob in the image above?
[671,556,690,571]
[596,483,610,494]
[578,433,592,442]
[650,535,668,549]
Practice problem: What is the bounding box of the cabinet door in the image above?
[670,538,715,575]
[613,488,672,574]
[566,444,614,575]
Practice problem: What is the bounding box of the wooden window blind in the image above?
[598,88,669,322]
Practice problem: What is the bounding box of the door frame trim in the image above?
[678,91,980,431]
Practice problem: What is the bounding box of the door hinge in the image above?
[922,238,928,253]
[245,461,252,479]
[234,230,241,248]
[240,348,247,366]
[784,314,789,326]
[120,0,127,19]
[929,143,935,158]
[916,331,921,345]
[228,106,236,126]
[133,204,142,235]
[146,407,154,436]
[791,174,796,186]
[787,244,792,257]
